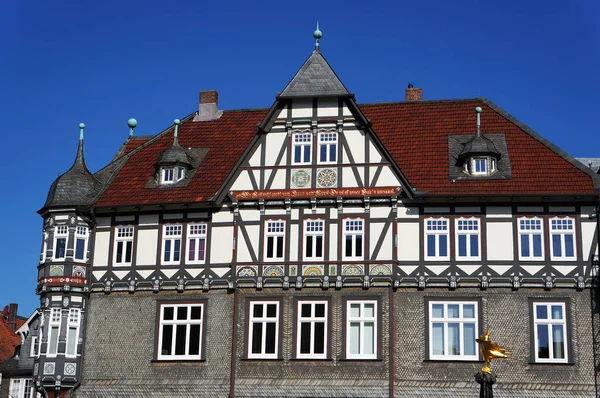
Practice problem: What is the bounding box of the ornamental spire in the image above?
[173,119,181,145]
[128,118,138,137]
[314,21,322,52]
[475,106,482,137]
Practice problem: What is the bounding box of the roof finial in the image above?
[313,21,322,52]
[128,118,138,137]
[173,119,181,144]
[79,123,85,141]
[475,107,482,137]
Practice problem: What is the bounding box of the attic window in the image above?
[464,157,496,177]
[161,167,185,184]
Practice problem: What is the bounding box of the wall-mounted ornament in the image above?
[302,265,324,276]
[291,169,311,188]
[50,265,64,277]
[317,168,337,188]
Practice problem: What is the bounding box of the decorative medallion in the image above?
[317,168,337,188]
[44,362,55,375]
[70,216,76,225]
[62,297,69,307]
[72,266,86,278]
[303,265,324,276]
[370,264,392,276]
[237,266,257,278]
[329,265,336,275]
[64,363,76,376]
[291,169,311,189]
[263,265,284,277]
[50,265,64,277]
[342,264,364,276]
[289,265,297,276]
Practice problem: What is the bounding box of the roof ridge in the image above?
[359,98,486,106]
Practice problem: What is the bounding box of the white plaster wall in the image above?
[342,105,352,117]
[370,207,390,219]
[486,222,514,261]
[342,207,365,214]
[139,215,158,226]
[237,225,259,262]
[212,209,233,223]
[377,167,400,186]
[398,223,419,261]
[248,146,261,167]
[210,226,233,263]
[582,221,598,258]
[270,169,286,190]
[397,206,419,219]
[264,209,286,216]
[368,141,383,163]
[239,209,260,222]
[274,105,287,120]
[317,98,338,117]
[289,223,299,262]
[329,223,338,261]
[136,229,158,266]
[343,129,365,163]
[291,99,312,118]
[93,231,110,267]
[330,207,338,220]
[230,171,254,191]
[265,132,287,166]
[342,167,359,188]
[486,207,512,218]
[370,222,392,260]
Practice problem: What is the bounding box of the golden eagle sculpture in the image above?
[476,330,510,373]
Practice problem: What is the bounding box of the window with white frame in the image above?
[343,219,364,260]
[248,301,280,358]
[550,218,576,260]
[158,303,204,360]
[296,300,328,359]
[162,225,182,264]
[304,219,324,260]
[114,226,134,265]
[346,300,377,359]
[425,218,449,260]
[30,335,39,357]
[533,302,568,363]
[9,378,39,398]
[65,308,80,357]
[46,308,61,356]
[318,132,337,163]
[428,301,478,360]
[292,133,312,164]
[53,225,68,260]
[187,223,207,264]
[160,167,186,184]
[456,218,480,260]
[519,218,544,260]
[264,220,285,261]
[74,226,88,261]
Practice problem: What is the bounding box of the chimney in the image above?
[8,303,17,333]
[194,90,223,121]
[405,83,423,102]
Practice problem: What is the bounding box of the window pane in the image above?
[177,306,188,320]
[463,304,475,318]
[521,234,530,257]
[470,234,478,257]
[314,322,325,354]
[448,323,460,355]
[265,322,276,354]
[537,324,549,358]
[198,239,206,261]
[189,325,201,356]
[116,241,123,262]
[552,234,562,257]
[320,145,327,162]
[251,323,262,354]
[427,235,436,257]
[253,304,263,318]
[125,241,132,262]
[306,236,313,258]
[551,305,563,320]
[49,327,59,354]
[345,235,353,257]
[315,236,323,258]
[439,235,447,257]
[458,235,466,257]
[533,234,542,257]
[447,305,459,318]
[303,145,310,162]
[175,325,186,355]
[363,303,375,318]
[276,236,284,258]
[565,234,574,257]
[432,323,444,355]
[536,305,548,319]
[266,236,274,258]
[364,322,375,355]
[188,239,196,261]
[174,240,181,262]
[75,238,85,260]
[330,144,336,162]
[463,323,476,356]
[56,238,66,258]
[300,322,311,354]
[191,306,202,320]
[552,325,565,359]
[355,235,362,257]
[349,322,360,355]
[67,327,77,355]
[431,304,444,318]
[267,304,277,318]
[315,304,325,318]
[294,146,301,163]
[164,240,171,262]
[301,304,311,318]
[164,307,174,320]
[161,325,173,355]
[350,304,360,318]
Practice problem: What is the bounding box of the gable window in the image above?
[292,133,312,164]
[74,226,88,261]
[456,218,480,260]
[532,302,568,363]
[264,220,285,261]
[114,226,134,265]
[248,301,280,359]
[343,218,364,260]
[428,301,478,360]
[304,219,324,260]
[9,378,38,398]
[162,224,182,264]
[53,225,68,260]
[46,308,61,356]
[161,167,185,184]
[65,308,80,357]
[550,218,576,260]
[425,218,449,260]
[318,132,337,163]
[158,303,204,360]
[345,299,377,359]
[296,300,328,359]
[187,223,207,264]
[519,217,544,260]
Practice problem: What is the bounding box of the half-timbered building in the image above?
[28,32,600,398]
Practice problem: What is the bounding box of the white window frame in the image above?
[30,335,39,358]
[162,224,183,265]
[65,308,81,358]
[292,133,312,165]
[425,218,449,260]
[53,225,68,261]
[186,223,207,264]
[304,219,324,261]
[518,217,544,261]
[113,225,134,266]
[157,303,204,361]
[264,220,286,262]
[162,167,175,184]
[74,226,89,262]
[9,378,38,398]
[550,217,576,261]
[428,301,479,361]
[317,132,337,164]
[455,217,480,261]
[343,218,364,260]
[46,308,61,357]
[248,301,280,359]
[532,302,568,363]
[296,300,328,359]
[345,300,377,359]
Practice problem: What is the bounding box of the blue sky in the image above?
[1,0,598,315]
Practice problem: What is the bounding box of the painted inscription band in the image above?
[39,277,86,286]
[232,186,400,199]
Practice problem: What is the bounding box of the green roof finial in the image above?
[314,21,322,51]
[127,118,138,136]
[475,107,482,137]
[79,123,85,141]
[173,119,181,143]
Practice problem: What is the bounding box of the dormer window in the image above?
[463,156,496,177]
[473,158,487,175]
[161,167,185,184]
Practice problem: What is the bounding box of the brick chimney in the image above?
[194,90,223,121]
[8,303,17,333]
[405,83,423,102]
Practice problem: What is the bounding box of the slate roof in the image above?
[279,51,350,97]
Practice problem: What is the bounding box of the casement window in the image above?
[550,218,576,260]
[74,226,88,261]
[304,219,324,260]
[65,308,80,357]
[158,303,204,360]
[428,301,478,360]
[9,378,39,398]
[187,223,207,264]
[296,300,328,359]
[46,308,61,356]
[343,219,364,260]
[292,133,312,164]
[248,301,280,359]
[161,167,185,184]
[532,302,568,363]
[264,220,285,261]
[345,300,377,359]
[519,217,544,260]
[162,224,183,264]
[114,226,134,265]
[425,218,449,260]
[318,132,337,163]
[30,335,39,357]
[456,218,480,260]
[53,225,68,260]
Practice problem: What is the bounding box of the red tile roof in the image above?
[93,99,595,208]
[0,318,24,362]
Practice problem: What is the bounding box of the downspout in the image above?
[229,288,238,398]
